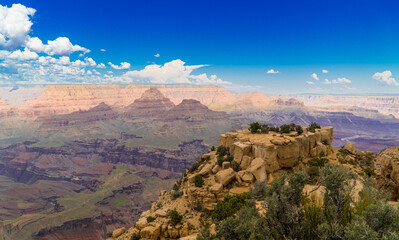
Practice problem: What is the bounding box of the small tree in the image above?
[296,125,303,135]
[170,209,183,225]
[307,122,321,133]
[249,122,261,133]
[194,175,204,187]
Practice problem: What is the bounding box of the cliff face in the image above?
[19,85,236,116]
[291,94,399,118]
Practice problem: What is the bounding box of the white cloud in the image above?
[8,48,38,60]
[324,77,352,84]
[306,81,315,85]
[154,53,160,58]
[97,63,106,69]
[266,69,279,74]
[108,61,131,70]
[27,37,90,56]
[322,69,328,73]
[311,73,319,81]
[100,49,106,52]
[119,59,231,85]
[0,4,36,49]
[373,71,399,86]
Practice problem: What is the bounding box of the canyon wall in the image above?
[290,94,399,118]
[19,85,236,116]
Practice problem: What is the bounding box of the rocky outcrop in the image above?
[375,147,399,199]
[111,126,334,240]
[126,87,175,118]
[160,99,227,121]
[219,127,334,177]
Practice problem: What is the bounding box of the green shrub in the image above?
[217,146,228,157]
[130,233,141,240]
[280,124,292,133]
[363,167,374,177]
[189,157,204,173]
[307,122,321,133]
[211,192,251,221]
[296,125,303,135]
[146,216,155,223]
[269,126,279,132]
[194,175,204,187]
[306,156,328,167]
[171,190,182,200]
[105,232,113,238]
[250,180,267,200]
[261,124,269,133]
[231,160,240,172]
[170,209,183,226]
[211,146,215,151]
[249,122,261,133]
[322,139,329,145]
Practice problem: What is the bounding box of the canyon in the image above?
[0,84,398,239]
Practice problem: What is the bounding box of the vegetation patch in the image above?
[211,192,251,221]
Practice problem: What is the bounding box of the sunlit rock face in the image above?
[126,87,175,118]
[291,94,399,118]
[18,84,237,117]
[160,99,227,121]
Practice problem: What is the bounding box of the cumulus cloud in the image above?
[0,4,36,49]
[97,63,106,69]
[373,71,399,86]
[311,73,319,81]
[154,53,160,57]
[8,48,38,60]
[100,49,106,52]
[306,81,315,85]
[266,69,279,74]
[108,61,131,70]
[119,59,231,85]
[322,69,328,73]
[324,77,352,84]
[26,37,89,56]
[0,4,89,56]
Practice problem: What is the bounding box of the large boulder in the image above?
[141,224,161,239]
[233,141,252,164]
[215,168,236,186]
[375,147,399,199]
[112,227,126,238]
[249,158,267,182]
[343,142,356,154]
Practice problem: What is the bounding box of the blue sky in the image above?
[0,0,399,94]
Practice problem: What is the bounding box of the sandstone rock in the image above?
[215,168,236,186]
[233,142,251,164]
[136,217,147,229]
[210,223,217,235]
[141,224,161,240]
[241,171,255,183]
[222,161,231,169]
[240,155,252,169]
[199,164,213,176]
[210,183,223,193]
[276,141,300,168]
[249,158,267,182]
[212,165,220,174]
[271,138,285,145]
[343,142,357,154]
[154,209,168,217]
[112,227,126,238]
[167,226,179,238]
[375,147,399,199]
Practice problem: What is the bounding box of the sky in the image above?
[0,0,399,94]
